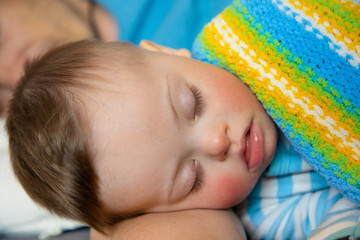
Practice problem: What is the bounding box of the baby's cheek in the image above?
[209,175,249,208]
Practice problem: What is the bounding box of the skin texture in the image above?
[0,0,117,117]
[90,209,247,240]
[86,41,277,216]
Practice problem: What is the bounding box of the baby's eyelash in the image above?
[191,159,203,193]
[190,85,204,118]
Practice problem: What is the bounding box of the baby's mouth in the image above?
[243,122,263,171]
[244,129,251,165]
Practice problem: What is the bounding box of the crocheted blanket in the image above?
[192,0,360,205]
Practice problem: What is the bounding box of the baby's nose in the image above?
[202,124,230,161]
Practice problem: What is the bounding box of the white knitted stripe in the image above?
[211,15,360,158]
[274,0,360,68]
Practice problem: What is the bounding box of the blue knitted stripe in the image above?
[192,0,360,205]
[233,0,360,109]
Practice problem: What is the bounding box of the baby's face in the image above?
[88,43,277,216]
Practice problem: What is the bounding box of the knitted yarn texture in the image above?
[192,0,360,204]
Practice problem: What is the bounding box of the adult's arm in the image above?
[91,209,246,240]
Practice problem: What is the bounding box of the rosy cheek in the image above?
[209,176,248,208]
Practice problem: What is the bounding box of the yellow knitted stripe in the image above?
[338,0,360,14]
[205,10,360,163]
[287,0,360,55]
[298,0,360,31]
[227,3,360,135]
[221,7,360,144]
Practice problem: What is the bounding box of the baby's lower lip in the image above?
[244,122,263,171]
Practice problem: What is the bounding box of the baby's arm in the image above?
[91,209,246,240]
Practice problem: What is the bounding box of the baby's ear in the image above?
[140,40,191,58]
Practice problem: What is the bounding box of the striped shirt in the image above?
[236,132,360,239]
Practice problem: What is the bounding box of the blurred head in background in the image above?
[0,0,117,117]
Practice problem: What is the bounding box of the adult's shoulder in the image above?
[91,209,246,240]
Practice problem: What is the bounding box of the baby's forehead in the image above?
[77,55,145,106]
[91,44,141,69]
[87,52,147,85]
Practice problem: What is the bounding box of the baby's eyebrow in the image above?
[166,76,180,126]
[165,77,182,202]
[0,28,2,49]
[167,164,177,201]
